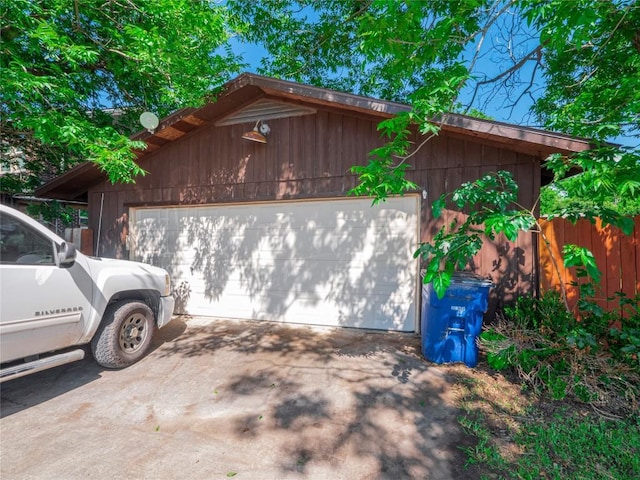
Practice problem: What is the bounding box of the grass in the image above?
[449,290,640,478]
[515,413,640,479]
[450,363,640,479]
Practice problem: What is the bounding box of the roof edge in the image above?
[34,161,99,200]
[439,113,594,154]
[35,73,597,200]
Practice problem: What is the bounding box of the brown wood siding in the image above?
[414,135,539,313]
[88,108,541,311]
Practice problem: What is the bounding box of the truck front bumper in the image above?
[157,295,176,328]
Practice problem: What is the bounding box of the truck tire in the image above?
[91,300,155,369]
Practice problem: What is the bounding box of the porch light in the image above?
[242,120,270,143]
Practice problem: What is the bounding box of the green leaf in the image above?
[432,197,445,219]
[618,217,635,236]
[431,269,453,299]
[563,244,601,284]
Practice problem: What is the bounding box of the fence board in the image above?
[539,216,640,314]
[620,220,637,298]
[633,216,640,292]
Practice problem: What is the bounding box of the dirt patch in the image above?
[447,363,530,465]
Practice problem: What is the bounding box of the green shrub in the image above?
[480,288,639,413]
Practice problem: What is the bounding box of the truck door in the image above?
[0,212,92,364]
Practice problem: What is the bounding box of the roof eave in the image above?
[438,114,594,156]
[34,161,102,201]
[34,73,596,201]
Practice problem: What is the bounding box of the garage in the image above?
[130,196,419,331]
[35,74,587,324]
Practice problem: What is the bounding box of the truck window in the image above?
[0,215,55,265]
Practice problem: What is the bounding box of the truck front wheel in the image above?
[92,300,155,368]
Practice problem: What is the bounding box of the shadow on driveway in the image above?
[1,317,476,479]
[0,318,187,419]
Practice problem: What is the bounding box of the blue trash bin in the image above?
[421,272,492,367]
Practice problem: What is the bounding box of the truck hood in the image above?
[82,255,170,295]
[87,256,168,274]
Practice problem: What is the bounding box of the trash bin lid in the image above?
[450,271,493,287]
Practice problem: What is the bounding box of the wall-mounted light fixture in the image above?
[242,120,270,143]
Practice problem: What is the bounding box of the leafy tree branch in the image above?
[231,0,639,308]
[2,0,244,190]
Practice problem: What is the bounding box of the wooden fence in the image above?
[539,216,640,314]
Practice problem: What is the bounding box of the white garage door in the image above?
[130,196,419,331]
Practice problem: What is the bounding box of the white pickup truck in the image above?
[0,204,175,382]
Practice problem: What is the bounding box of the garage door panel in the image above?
[172,253,409,278]
[131,197,418,331]
[237,293,415,330]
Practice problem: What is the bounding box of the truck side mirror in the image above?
[57,242,77,267]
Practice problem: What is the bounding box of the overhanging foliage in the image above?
[1,0,244,190]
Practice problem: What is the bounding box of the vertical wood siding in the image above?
[540,217,640,313]
[89,108,541,310]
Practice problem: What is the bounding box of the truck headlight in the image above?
[164,274,171,296]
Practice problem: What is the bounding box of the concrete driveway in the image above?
[0,317,471,479]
